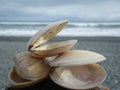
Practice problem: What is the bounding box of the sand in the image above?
[0,36,120,90]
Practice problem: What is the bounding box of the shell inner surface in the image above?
[27,20,78,57]
[30,40,77,57]
[9,67,41,88]
[28,20,68,50]
[50,64,107,89]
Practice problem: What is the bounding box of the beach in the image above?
[0,36,120,90]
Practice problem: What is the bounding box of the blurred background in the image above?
[0,0,120,37]
[0,0,120,90]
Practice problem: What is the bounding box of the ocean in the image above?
[0,21,120,37]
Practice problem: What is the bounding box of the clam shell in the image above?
[14,52,50,81]
[30,40,77,57]
[28,20,68,50]
[9,67,43,88]
[49,50,106,66]
[50,64,107,89]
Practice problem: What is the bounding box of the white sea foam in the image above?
[0,28,120,37]
[70,22,120,27]
[1,21,120,28]
[0,29,36,36]
[0,21,120,37]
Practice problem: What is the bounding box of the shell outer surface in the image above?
[13,52,50,81]
[49,50,106,66]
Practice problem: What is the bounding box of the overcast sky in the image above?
[0,0,120,21]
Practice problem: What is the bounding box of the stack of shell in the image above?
[8,20,110,90]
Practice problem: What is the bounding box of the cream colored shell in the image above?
[27,20,77,58]
[13,52,50,81]
[28,20,68,50]
[9,67,43,88]
[50,64,107,89]
[49,50,106,66]
[30,40,77,57]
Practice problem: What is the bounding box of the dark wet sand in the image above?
[0,36,120,90]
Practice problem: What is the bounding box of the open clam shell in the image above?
[49,50,106,66]
[30,40,77,57]
[9,67,43,88]
[50,64,107,89]
[27,20,77,58]
[28,20,68,50]
[14,52,50,81]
